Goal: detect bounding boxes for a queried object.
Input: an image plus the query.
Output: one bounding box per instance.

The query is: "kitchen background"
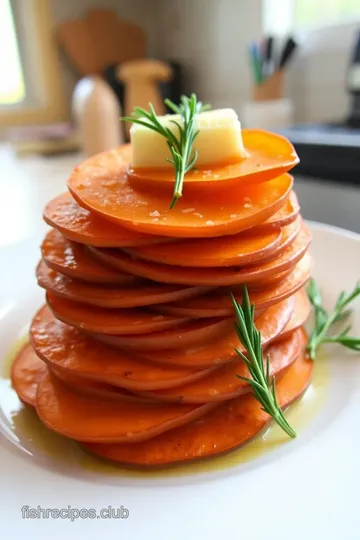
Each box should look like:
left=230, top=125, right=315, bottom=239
left=0, top=0, right=359, bottom=242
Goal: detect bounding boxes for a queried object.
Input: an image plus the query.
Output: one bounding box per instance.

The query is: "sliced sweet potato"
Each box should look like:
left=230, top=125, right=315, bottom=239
left=41, top=229, right=135, bottom=284
left=36, top=371, right=218, bottom=443
left=10, top=343, right=152, bottom=404
left=124, top=217, right=300, bottom=268
left=262, top=191, right=300, bottom=229
left=139, top=329, right=301, bottom=403
left=10, top=343, right=47, bottom=407
left=277, top=289, right=311, bottom=339
left=89, top=224, right=311, bottom=286
left=117, top=142, right=132, bottom=162
left=30, top=306, right=219, bottom=390
left=256, top=215, right=301, bottom=257
left=43, top=192, right=164, bottom=247
left=68, top=146, right=293, bottom=237
left=50, top=368, right=154, bottom=403
left=46, top=292, right=189, bottom=335
left=36, top=260, right=209, bottom=308
left=246, top=267, right=293, bottom=290
left=125, top=227, right=281, bottom=268
left=136, top=297, right=293, bottom=368
left=155, top=253, right=312, bottom=318
left=92, top=318, right=233, bottom=352
left=83, top=340, right=312, bottom=466
left=126, top=130, right=298, bottom=189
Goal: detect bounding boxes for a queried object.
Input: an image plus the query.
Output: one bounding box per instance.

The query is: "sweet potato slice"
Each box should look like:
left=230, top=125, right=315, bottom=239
left=68, top=146, right=293, bottom=237
left=9, top=343, right=152, bottom=404
left=140, top=329, right=301, bottom=403
left=50, top=368, right=154, bottom=403
left=41, top=229, right=135, bottom=284
left=36, top=260, right=209, bottom=308
left=30, top=306, right=219, bottom=390
left=36, top=371, right=218, bottom=443
left=89, top=224, right=311, bottom=286
left=117, top=142, right=132, bottom=162
left=154, top=253, right=312, bottom=318
left=10, top=343, right=47, bottom=407
left=126, top=130, right=298, bottom=188
left=46, top=292, right=189, bottom=335
left=83, top=338, right=312, bottom=466
left=124, top=217, right=300, bottom=268
left=246, top=267, right=293, bottom=290
left=125, top=227, right=281, bottom=268
left=136, top=297, right=293, bottom=368
left=43, top=192, right=164, bottom=247
left=262, top=191, right=300, bottom=229
left=277, top=289, right=311, bottom=339
left=92, top=318, right=233, bottom=352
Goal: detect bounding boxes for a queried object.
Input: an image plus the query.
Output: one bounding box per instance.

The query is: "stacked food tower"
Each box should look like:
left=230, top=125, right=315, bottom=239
left=11, top=102, right=313, bottom=467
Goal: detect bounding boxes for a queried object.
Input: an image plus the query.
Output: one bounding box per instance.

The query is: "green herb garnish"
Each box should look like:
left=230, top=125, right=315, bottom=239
left=231, top=286, right=296, bottom=439
left=122, top=94, right=210, bottom=208
left=307, top=279, right=360, bottom=360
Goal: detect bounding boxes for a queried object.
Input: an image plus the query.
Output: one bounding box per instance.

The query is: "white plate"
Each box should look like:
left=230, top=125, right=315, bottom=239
left=1, top=222, right=360, bottom=540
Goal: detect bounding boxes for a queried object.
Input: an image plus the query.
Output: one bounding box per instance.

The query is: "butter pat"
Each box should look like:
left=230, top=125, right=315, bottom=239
left=130, top=108, right=245, bottom=168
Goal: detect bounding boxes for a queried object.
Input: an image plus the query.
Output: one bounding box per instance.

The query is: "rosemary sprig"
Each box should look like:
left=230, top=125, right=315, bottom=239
left=122, top=94, right=210, bottom=208
left=307, top=279, right=360, bottom=360
left=231, top=287, right=296, bottom=439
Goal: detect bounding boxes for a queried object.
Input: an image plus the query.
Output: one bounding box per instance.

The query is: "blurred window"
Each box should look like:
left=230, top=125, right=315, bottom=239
left=263, top=0, right=360, bottom=33
left=295, top=0, right=360, bottom=29
left=0, top=0, right=66, bottom=126
left=0, top=0, right=25, bottom=105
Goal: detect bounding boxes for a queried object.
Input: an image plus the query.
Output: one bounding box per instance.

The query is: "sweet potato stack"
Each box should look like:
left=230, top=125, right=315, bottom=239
left=11, top=131, right=314, bottom=467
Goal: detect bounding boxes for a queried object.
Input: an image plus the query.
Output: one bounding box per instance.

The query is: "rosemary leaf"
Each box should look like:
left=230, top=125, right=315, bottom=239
left=231, top=287, right=296, bottom=439
left=307, top=279, right=360, bottom=360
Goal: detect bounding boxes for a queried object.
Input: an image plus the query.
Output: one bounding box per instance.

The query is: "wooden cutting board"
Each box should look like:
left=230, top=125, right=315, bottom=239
left=57, top=8, right=146, bottom=76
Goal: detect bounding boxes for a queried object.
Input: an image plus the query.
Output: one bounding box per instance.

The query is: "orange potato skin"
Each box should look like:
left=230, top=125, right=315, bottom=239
left=92, top=317, right=233, bottom=352
left=123, top=217, right=300, bottom=268
left=83, top=335, right=312, bottom=467
left=134, top=297, right=294, bottom=368
left=36, top=370, right=219, bottom=444
left=275, top=289, right=311, bottom=339
left=154, top=254, right=312, bottom=318
left=36, top=260, right=210, bottom=309
left=137, top=329, right=301, bottom=403
left=43, top=192, right=164, bottom=247
left=68, top=146, right=293, bottom=238
left=258, top=191, right=300, bottom=229
left=11, top=343, right=47, bottom=407
left=30, top=306, right=222, bottom=391
left=10, top=343, right=155, bottom=404
left=46, top=292, right=190, bottom=335
left=41, top=229, right=135, bottom=284
left=88, top=224, right=311, bottom=287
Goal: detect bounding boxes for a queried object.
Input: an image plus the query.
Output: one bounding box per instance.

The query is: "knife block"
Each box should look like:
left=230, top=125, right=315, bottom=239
left=252, top=71, right=284, bottom=102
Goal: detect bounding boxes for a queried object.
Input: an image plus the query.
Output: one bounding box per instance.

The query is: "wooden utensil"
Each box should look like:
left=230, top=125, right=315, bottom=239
left=118, top=60, right=173, bottom=139
left=57, top=8, right=146, bottom=76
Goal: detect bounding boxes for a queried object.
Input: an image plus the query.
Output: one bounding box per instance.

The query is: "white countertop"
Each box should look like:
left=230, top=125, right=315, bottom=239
left=0, top=146, right=82, bottom=247
left=0, top=144, right=359, bottom=249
